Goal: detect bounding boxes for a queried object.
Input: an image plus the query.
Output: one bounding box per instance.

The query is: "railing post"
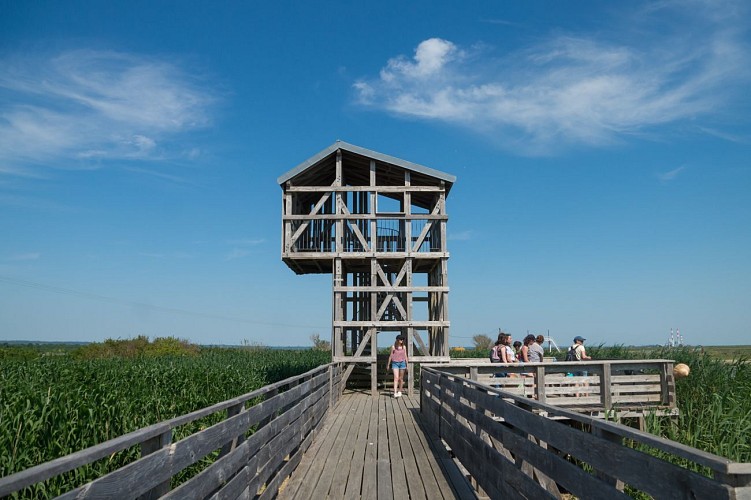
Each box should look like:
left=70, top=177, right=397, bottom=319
left=714, top=472, right=751, bottom=498
left=535, top=365, right=546, bottom=403
left=661, top=361, right=675, bottom=408
left=438, top=372, right=443, bottom=440
left=328, top=364, right=334, bottom=409
left=219, top=402, right=245, bottom=458
left=139, top=429, right=172, bottom=499
left=600, top=362, right=612, bottom=412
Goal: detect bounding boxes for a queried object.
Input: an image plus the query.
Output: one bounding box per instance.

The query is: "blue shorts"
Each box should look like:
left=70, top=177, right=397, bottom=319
left=391, top=361, right=407, bottom=370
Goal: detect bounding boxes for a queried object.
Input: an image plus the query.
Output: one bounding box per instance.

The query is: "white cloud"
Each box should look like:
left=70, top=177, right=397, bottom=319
left=354, top=3, right=751, bottom=154
left=7, top=252, right=41, bottom=261
left=0, top=49, right=217, bottom=175
left=380, top=38, right=459, bottom=82
left=226, top=238, right=266, bottom=246
left=226, top=248, right=252, bottom=261
left=224, top=238, right=265, bottom=260
left=658, top=166, right=686, bottom=182
left=449, top=230, right=473, bottom=241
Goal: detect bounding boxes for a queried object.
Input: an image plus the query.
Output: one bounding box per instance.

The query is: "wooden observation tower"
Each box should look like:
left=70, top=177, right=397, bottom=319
left=279, top=141, right=455, bottom=393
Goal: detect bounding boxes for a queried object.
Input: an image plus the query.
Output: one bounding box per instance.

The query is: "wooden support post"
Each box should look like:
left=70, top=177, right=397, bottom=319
left=601, top=362, right=612, bottom=412
left=139, top=429, right=172, bottom=499
left=591, top=426, right=625, bottom=492
left=219, top=402, right=245, bottom=458
left=535, top=365, right=546, bottom=403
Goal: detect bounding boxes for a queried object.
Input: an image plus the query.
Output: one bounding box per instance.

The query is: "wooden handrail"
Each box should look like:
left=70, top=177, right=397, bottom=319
left=424, top=359, right=678, bottom=413
left=420, top=366, right=751, bottom=499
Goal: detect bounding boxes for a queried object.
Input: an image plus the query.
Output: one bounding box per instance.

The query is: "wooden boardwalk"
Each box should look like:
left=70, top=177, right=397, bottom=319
left=277, top=391, right=477, bottom=500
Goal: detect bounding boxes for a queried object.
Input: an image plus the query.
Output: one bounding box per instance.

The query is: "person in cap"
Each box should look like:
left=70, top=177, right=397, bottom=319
left=570, top=336, right=591, bottom=361
left=569, top=336, right=592, bottom=391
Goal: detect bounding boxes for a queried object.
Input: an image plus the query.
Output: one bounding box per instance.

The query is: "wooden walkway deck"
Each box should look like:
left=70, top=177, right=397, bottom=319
left=277, top=391, right=477, bottom=500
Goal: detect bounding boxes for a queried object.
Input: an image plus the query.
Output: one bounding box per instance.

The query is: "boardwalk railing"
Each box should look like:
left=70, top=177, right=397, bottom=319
left=420, top=366, right=751, bottom=499
left=427, top=359, right=677, bottom=417
left=0, top=363, right=343, bottom=499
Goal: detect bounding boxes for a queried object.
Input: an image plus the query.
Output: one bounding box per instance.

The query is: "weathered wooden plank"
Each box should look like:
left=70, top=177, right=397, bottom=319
left=255, top=398, right=329, bottom=499
left=437, top=413, right=517, bottom=499
left=308, top=395, right=361, bottom=498
left=612, top=374, right=662, bottom=383
left=162, top=380, right=329, bottom=500
left=341, top=394, right=373, bottom=499
left=260, top=394, right=328, bottom=500
left=611, top=394, right=662, bottom=403
left=206, top=461, right=257, bottom=500
left=325, top=396, right=365, bottom=495
left=278, top=394, right=356, bottom=499
left=163, top=436, right=259, bottom=500
left=389, top=397, right=422, bottom=500
left=262, top=394, right=327, bottom=497
left=397, top=396, right=452, bottom=499
left=377, top=397, right=394, bottom=500
left=359, top=392, right=380, bottom=500
left=447, top=387, right=626, bottom=499
left=258, top=429, right=313, bottom=500
left=439, top=394, right=562, bottom=499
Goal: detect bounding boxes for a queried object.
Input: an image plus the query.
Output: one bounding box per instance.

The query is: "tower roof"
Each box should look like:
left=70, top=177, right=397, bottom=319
left=277, top=140, right=456, bottom=195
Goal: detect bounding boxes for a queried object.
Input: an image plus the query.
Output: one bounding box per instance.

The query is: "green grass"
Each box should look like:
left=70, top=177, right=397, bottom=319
left=2, top=341, right=748, bottom=497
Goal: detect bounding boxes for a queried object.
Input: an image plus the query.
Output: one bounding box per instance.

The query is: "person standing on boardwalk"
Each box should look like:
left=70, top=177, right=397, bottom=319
left=513, top=340, right=523, bottom=360
left=387, top=334, right=408, bottom=398
left=569, top=335, right=592, bottom=382
left=569, top=336, right=591, bottom=362
left=524, top=334, right=545, bottom=363
left=500, top=333, right=517, bottom=364
left=498, top=333, right=519, bottom=377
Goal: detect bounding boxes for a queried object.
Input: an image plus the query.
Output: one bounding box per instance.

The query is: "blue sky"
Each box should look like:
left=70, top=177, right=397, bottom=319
left=1, top=0, right=749, bottom=348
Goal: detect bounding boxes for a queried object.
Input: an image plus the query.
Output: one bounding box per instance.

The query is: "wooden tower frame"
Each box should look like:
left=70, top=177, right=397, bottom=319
left=279, top=141, right=455, bottom=394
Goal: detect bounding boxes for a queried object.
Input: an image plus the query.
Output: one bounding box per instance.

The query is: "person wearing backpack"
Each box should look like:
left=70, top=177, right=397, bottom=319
left=568, top=336, right=591, bottom=362
left=489, top=339, right=502, bottom=363
left=567, top=336, right=591, bottom=382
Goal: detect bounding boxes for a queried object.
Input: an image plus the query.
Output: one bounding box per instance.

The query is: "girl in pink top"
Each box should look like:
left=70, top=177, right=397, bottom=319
left=387, top=334, right=408, bottom=397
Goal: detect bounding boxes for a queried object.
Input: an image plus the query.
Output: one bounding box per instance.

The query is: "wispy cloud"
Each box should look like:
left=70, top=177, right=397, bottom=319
left=225, top=238, right=265, bottom=260
left=658, top=166, right=686, bottom=182
left=7, top=252, right=41, bottom=261
left=449, top=230, right=473, bottom=241
left=354, top=1, right=751, bottom=154
left=0, top=49, right=217, bottom=175
left=138, top=251, right=193, bottom=259
left=226, top=238, right=266, bottom=246
left=225, top=248, right=252, bottom=261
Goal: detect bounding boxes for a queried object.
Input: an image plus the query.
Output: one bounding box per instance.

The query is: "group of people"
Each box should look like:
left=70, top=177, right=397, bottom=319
left=491, top=333, right=591, bottom=381
left=491, top=333, right=546, bottom=364
left=385, top=332, right=592, bottom=398
left=491, top=333, right=591, bottom=364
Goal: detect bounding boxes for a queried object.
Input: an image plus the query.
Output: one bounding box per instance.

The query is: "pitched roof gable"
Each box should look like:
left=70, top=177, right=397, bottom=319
left=277, top=140, right=456, bottom=190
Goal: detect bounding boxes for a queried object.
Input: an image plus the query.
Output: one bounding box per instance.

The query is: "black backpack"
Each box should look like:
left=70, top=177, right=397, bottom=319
left=565, top=346, right=577, bottom=361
